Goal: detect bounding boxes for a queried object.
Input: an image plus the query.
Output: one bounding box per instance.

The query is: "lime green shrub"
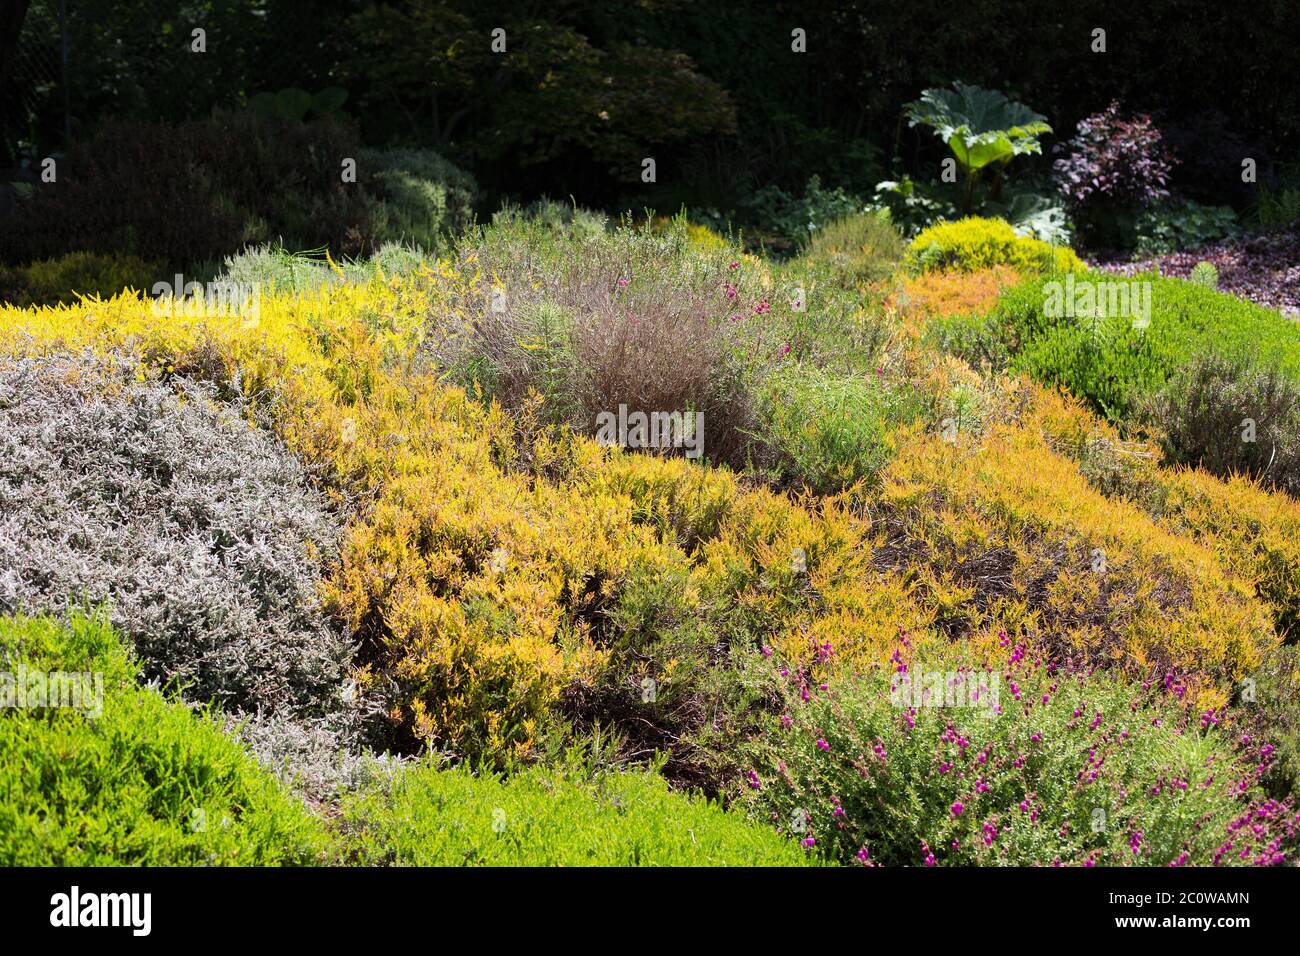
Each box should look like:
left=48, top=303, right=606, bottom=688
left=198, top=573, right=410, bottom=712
left=799, top=211, right=906, bottom=285
left=337, top=759, right=815, bottom=865
left=0, top=613, right=327, bottom=865
left=988, top=271, right=1300, bottom=421
left=909, top=217, right=1083, bottom=274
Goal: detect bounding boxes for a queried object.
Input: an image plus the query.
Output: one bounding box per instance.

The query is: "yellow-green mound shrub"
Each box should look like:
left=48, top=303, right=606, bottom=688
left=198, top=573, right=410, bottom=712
left=909, top=217, right=1083, bottom=274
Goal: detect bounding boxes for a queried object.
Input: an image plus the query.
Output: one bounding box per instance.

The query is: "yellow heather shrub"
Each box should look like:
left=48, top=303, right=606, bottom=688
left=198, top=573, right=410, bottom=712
left=893, top=264, right=1022, bottom=337
left=1028, top=386, right=1300, bottom=644
left=878, top=417, right=1274, bottom=707
left=909, top=217, right=1084, bottom=274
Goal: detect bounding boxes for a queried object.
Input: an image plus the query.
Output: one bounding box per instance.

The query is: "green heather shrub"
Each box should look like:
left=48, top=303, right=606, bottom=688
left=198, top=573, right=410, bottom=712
left=0, top=612, right=327, bottom=866
left=335, top=758, right=815, bottom=866
left=362, top=147, right=478, bottom=252
left=751, top=364, right=920, bottom=495
left=986, top=271, right=1300, bottom=421
left=798, top=211, right=906, bottom=286
left=1140, top=354, right=1300, bottom=497
left=908, top=217, right=1083, bottom=274
left=738, top=637, right=1297, bottom=866
left=0, top=251, right=161, bottom=307
left=220, top=241, right=428, bottom=295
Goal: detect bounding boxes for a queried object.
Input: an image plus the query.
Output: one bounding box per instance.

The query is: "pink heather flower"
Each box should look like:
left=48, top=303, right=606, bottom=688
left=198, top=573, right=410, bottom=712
left=754, top=299, right=771, bottom=315
left=1084, top=856, right=1095, bottom=868
left=728, top=261, right=740, bottom=270
left=1030, top=732, right=1042, bottom=743
left=1262, top=744, right=1275, bottom=759
left=815, top=737, right=830, bottom=752
left=779, top=343, right=791, bottom=356
left=760, top=645, right=773, bottom=658
left=801, top=684, right=810, bottom=703
left=975, top=779, right=990, bottom=794
left=801, top=837, right=816, bottom=848
left=856, top=846, right=870, bottom=864
left=779, top=667, right=789, bottom=678
left=747, top=770, right=761, bottom=790
left=873, top=742, right=886, bottom=758
left=998, top=629, right=1009, bottom=647
left=725, top=283, right=737, bottom=299
left=832, top=802, right=845, bottom=819
left=951, top=801, right=964, bottom=817
left=1241, top=734, right=1250, bottom=746
left=617, top=278, right=630, bottom=286
left=924, top=852, right=936, bottom=867
left=780, top=714, right=792, bottom=729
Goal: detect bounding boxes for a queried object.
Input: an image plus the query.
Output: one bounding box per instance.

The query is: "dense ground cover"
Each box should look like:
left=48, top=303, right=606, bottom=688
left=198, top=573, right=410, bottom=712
left=2, top=210, right=1298, bottom=867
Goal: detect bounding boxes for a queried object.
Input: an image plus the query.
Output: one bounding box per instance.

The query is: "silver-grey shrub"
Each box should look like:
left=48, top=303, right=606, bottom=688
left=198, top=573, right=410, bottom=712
left=0, top=352, right=352, bottom=722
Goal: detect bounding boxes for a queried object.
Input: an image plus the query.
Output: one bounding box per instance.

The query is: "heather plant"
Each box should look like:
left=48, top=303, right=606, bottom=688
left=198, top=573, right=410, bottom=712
left=220, top=242, right=429, bottom=295
left=876, top=417, right=1274, bottom=705
left=1139, top=354, right=1300, bottom=497
left=492, top=199, right=609, bottom=240
left=986, top=271, right=1300, bottom=423
left=739, top=634, right=1297, bottom=866
left=749, top=364, right=921, bottom=495
left=908, top=218, right=1083, bottom=274
left=0, top=353, right=352, bottom=724
left=0, top=612, right=328, bottom=866
left=335, top=755, right=816, bottom=866
left=1189, top=260, right=1220, bottom=289
left=438, top=215, right=761, bottom=467
left=796, top=211, right=906, bottom=286
left=1028, top=386, right=1300, bottom=649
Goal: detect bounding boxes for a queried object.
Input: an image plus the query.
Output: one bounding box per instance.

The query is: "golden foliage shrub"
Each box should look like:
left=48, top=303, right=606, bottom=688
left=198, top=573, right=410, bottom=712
left=1029, top=386, right=1300, bottom=645
left=878, top=416, right=1274, bottom=707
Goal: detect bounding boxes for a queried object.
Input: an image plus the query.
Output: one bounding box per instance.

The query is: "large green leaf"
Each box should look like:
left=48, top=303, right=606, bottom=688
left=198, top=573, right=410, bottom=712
left=907, top=82, right=1051, bottom=173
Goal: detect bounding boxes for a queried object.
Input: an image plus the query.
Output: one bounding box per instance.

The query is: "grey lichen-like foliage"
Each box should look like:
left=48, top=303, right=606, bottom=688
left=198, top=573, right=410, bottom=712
left=0, top=351, right=353, bottom=726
